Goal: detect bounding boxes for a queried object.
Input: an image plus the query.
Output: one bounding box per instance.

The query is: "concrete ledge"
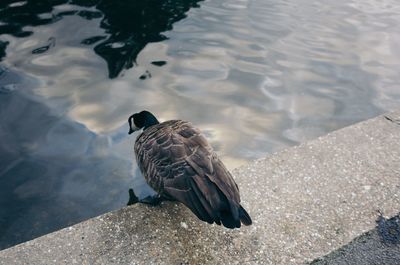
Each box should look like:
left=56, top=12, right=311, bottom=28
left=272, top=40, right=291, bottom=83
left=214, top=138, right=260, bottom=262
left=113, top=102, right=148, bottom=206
left=311, top=213, right=400, bottom=265
left=1, top=110, right=400, bottom=264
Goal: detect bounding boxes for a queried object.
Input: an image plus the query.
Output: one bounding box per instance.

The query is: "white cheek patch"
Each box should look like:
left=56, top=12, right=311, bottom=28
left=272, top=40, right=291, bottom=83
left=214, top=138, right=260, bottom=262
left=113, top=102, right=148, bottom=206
left=131, top=123, right=140, bottom=131
left=129, top=117, right=140, bottom=132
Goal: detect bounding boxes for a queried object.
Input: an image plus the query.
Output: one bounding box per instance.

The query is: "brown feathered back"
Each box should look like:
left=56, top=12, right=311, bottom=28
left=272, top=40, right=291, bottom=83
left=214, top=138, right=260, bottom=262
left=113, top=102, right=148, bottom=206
left=134, top=120, right=252, bottom=228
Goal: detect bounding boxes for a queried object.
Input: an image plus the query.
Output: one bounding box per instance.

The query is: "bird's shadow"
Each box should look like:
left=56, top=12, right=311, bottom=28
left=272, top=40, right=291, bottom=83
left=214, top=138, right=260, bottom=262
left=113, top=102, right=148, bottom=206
left=376, top=211, right=400, bottom=244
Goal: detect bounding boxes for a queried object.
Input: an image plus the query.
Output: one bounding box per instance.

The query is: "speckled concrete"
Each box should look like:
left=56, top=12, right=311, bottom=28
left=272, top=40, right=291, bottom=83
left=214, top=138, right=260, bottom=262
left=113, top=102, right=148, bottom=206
left=1, top=111, right=400, bottom=265
left=311, top=213, right=400, bottom=265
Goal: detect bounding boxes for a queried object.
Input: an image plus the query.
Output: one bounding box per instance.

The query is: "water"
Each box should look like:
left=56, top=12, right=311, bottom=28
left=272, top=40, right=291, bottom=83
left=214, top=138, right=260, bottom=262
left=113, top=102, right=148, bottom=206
left=1, top=0, right=399, bottom=249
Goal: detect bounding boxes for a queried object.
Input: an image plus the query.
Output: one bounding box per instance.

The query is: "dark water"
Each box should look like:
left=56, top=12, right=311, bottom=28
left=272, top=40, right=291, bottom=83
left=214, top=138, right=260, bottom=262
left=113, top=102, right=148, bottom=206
left=1, top=0, right=400, bottom=249
left=0, top=0, right=202, bottom=250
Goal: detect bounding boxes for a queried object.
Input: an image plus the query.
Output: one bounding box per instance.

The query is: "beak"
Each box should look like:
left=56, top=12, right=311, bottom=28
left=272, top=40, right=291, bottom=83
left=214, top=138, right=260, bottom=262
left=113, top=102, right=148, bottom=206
left=128, top=128, right=134, bottom=135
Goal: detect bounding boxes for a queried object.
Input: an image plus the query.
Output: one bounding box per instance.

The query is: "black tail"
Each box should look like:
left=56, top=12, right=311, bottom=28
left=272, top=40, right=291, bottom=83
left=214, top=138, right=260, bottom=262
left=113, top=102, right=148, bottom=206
left=216, top=203, right=252, bottom=228
left=239, top=205, right=252, bottom=226
left=189, top=176, right=252, bottom=229
left=164, top=175, right=252, bottom=229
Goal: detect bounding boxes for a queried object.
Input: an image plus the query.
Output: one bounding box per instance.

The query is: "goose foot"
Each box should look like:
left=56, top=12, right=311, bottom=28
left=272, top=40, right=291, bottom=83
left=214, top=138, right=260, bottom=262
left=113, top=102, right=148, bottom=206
left=127, top=189, right=163, bottom=206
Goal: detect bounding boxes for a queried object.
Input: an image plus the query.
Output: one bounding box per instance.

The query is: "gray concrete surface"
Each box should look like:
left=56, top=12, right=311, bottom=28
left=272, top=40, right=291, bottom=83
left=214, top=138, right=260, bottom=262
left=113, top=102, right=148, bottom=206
left=311, top=213, right=400, bottom=265
left=0, top=110, right=400, bottom=264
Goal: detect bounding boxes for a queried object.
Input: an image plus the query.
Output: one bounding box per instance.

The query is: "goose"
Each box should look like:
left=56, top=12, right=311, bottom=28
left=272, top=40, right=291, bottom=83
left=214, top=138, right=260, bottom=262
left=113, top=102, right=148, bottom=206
left=128, top=110, right=252, bottom=229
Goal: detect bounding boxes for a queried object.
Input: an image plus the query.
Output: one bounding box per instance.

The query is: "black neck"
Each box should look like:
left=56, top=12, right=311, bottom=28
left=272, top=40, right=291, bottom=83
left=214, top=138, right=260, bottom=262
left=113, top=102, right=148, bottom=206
left=143, top=113, right=159, bottom=130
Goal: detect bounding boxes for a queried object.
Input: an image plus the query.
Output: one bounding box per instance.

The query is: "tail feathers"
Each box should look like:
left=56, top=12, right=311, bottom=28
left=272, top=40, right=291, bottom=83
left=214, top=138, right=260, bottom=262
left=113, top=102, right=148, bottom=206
left=191, top=176, right=252, bottom=229
left=220, top=209, right=241, bottom=228
left=218, top=203, right=252, bottom=228
left=164, top=175, right=252, bottom=229
left=239, top=205, right=252, bottom=226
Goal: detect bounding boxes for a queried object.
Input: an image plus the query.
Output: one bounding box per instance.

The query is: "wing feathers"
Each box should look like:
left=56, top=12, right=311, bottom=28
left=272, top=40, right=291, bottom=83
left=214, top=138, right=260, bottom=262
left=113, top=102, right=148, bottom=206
left=135, top=120, right=252, bottom=228
left=164, top=172, right=246, bottom=228
left=164, top=176, right=214, bottom=224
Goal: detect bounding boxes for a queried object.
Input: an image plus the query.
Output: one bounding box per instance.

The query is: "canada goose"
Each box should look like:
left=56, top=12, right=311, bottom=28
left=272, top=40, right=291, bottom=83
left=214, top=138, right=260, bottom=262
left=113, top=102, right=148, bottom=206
left=128, top=110, right=252, bottom=229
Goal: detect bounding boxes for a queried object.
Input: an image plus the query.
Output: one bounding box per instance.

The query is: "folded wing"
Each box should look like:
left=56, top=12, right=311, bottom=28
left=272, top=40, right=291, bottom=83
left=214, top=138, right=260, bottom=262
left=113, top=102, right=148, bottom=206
left=135, top=120, right=252, bottom=228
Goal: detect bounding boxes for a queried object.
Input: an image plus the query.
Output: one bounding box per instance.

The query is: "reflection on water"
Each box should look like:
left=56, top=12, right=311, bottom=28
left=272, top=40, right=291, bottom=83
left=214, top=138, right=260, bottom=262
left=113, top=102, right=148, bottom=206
left=0, top=68, right=154, bottom=249
left=1, top=0, right=400, bottom=249
left=0, top=41, right=7, bottom=61
left=92, top=0, right=203, bottom=78
left=0, top=0, right=202, bottom=78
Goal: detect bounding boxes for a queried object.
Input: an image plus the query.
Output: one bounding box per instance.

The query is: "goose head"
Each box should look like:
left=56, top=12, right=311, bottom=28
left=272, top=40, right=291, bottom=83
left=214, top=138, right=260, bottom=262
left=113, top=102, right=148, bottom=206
left=128, top=110, right=160, bottom=134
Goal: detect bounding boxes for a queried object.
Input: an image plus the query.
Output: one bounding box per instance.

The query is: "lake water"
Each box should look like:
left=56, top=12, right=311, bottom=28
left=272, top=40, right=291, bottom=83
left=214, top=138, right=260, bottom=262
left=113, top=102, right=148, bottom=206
left=1, top=0, right=400, bottom=249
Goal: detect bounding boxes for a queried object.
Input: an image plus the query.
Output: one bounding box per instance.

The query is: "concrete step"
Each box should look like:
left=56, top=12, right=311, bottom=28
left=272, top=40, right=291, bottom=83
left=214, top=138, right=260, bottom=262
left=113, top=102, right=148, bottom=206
left=1, top=110, right=399, bottom=264
left=311, top=213, right=400, bottom=265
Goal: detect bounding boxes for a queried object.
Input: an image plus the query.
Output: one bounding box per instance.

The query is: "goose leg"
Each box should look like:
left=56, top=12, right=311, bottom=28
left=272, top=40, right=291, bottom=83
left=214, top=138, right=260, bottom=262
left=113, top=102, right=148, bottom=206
left=127, top=188, right=139, bottom=205
left=127, top=188, right=163, bottom=206
left=139, top=194, right=163, bottom=206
